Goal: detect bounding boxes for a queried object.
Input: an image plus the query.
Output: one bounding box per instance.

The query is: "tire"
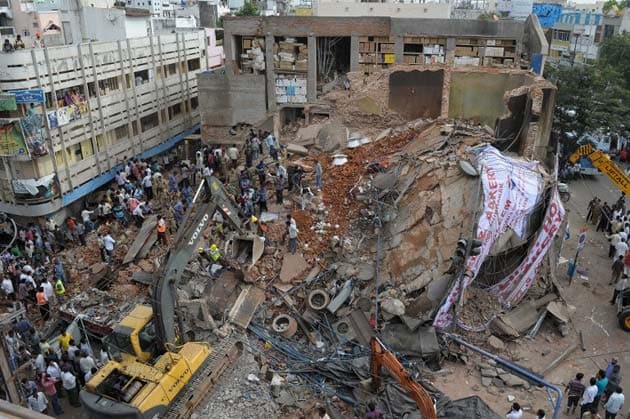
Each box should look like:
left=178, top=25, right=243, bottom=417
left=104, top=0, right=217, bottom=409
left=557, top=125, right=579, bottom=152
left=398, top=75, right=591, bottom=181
left=560, top=191, right=571, bottom=203
left=618, top=310, right=630, bottom=332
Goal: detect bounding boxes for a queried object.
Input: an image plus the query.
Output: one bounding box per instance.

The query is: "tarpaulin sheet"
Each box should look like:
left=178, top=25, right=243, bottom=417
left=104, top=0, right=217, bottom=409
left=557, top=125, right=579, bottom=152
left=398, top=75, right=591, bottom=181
left=434, top=146, right=543, bottom=328
left=489, top=189, right=565, bottom=306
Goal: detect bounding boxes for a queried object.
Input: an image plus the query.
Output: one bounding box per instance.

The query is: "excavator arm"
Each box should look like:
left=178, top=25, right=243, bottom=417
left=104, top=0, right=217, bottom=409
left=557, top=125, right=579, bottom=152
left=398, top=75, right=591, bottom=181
left=568, top=144, right=630, bottom=195
left=153, top=175, right=256, bottom=349
left=370, top=337, right=437, bottom=419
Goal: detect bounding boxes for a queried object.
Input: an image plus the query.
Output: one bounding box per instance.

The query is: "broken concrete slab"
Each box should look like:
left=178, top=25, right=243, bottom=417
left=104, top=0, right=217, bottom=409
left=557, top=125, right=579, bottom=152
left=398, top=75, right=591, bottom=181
left=122, top=215, right=157, bottom=264
left=279, top=253, right=309, bottom=283
left=380, top=325, right=440, bottom=357
left=481, top=368, right=498, bottom=377
left=499, top=373, right=530, bottom=388
left=317, top=122, right=348, bottom=152
left=327, top=279, right=353, bottom=314
left=356, top=263, right=375, bottom=282
left=137, top=231, right=157, bottom=259
left=295, top=123, right=324, bottom=144
left=286, top=143, right=309, bottom=156
left=380, top=298, right=405, bottom=316
left=348, top=310, right=375, bottom=346
left=131, top=271, right=155, bottom=285
left=228, top=285, right=266, bottom=329
left=481, top=376, right=493, bottom=387
left=495, top=294, right=557, bottom=335
left=487, top=336, right=505, bottom=351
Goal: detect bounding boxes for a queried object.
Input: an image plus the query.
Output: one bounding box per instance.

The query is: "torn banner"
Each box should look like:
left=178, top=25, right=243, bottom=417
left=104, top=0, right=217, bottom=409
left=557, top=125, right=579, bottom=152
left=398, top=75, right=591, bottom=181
left=489, top=189, right=565, bottom=306
left=433, top=146, right=544, bottom=328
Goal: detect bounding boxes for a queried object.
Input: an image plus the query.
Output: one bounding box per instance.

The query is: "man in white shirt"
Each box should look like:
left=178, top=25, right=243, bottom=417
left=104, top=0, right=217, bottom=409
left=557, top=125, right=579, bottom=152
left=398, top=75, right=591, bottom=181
left=41, top=278, right=55, bottom=306
left=604, top=386, right=625, bottom=418
left=27, top=390, right=48, bottom=414
left=581, top=377, right=599, bottom=417
left=615, top=239, right=628, bottom=259
left=506, top=402, right=523, bottom=419
left=46, top=360, right=61, bottom=380
left=103, top=234, right=116, bottom=263
left=141, top=173, right=153, bottom=201
left=79, top=352, right=97, bottom=375
left=1, top=277, right=15, bottom=300
left=81, top=208, right=95, bottom=232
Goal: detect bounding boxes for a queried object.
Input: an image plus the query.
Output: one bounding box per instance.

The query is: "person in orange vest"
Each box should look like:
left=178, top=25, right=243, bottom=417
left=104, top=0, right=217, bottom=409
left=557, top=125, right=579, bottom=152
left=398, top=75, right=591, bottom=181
left=36, top=286, right=49, bottom=321
left=157, top=216, right=167, bottom=245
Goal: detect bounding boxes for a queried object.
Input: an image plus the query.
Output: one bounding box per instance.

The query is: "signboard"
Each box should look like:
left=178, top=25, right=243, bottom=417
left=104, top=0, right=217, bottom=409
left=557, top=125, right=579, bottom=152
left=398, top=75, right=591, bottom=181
left=46, top=98, right=88, bottom=129
left=497, top=0, right=534, bottom=19
left=10, top=89, right=45, bottom=104
left=21, top=113, right=48, bottom=157
left=0, top=119, right=28, bottom=157
left=532, top=3, right=563, bottom=27
left=0, top=94, right=17, bottom=111
left=576, top=228, right=587, bottom=253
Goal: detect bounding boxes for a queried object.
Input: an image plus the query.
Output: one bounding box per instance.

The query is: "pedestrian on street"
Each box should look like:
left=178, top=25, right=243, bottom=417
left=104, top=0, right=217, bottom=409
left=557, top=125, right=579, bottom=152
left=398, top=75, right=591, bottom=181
left=606, top=359, right=620, bottom=378
left=616, top=239, right=628, bottom=259
left=612, top=274, right=630, bottom=305
left=40, top=373, right=63, bottom=416
left=61, top=366, right=81, bottom=407
left=36, top=286, right=49, bottom=321
left=315, top=160, right=323, bottom=191
left=603, top=386, right=624, bottom=419
left=581, top=377, right=599, bottom=418
left=54, top=277, right=65, bottom=304
left=592, top=199, right=603, bottom=225
left=103, top=233, right=116, bottom=263
left=288, top=220, right=299, bottom=254
left=506, top=402, right=523, bottom=419
left=27, top=389, right=48, bottom=414
left=566, top=372, right=586, bottom=415
left=364, top=401, right=384, bottom=419
left=595, top=369, right=610, bottom=408
left=612, top=255, right=624, bottom=285
left=141, top=173, right=153, bottom=201
left=605, top=365, right=623, bottom=400
left=157, top=216, right=167, bottom=245
left=275, top=175, right=285, bottom=205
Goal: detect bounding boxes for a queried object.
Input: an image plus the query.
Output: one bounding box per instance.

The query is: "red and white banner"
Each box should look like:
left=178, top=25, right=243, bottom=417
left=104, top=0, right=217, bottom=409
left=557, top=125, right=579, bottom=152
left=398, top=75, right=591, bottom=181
left=433, top=146, right=543, bottom=328
left=489, top=189, right=565, bottom=306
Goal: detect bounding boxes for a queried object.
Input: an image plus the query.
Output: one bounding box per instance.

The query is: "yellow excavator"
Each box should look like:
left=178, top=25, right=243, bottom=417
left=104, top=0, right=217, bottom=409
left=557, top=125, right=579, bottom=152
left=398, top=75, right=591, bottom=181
left=80, top=176, right=260, bottom=418
left=569, top=144, right=630, bottom=194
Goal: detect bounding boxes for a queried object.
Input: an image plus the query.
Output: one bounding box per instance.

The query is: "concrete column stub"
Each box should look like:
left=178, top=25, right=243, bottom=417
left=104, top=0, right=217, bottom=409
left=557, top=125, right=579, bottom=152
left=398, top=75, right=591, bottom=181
left=307, top=34, right=317, bottom=103
left=350, top=33, right=360, bottom=72
left=265, top=33, right=277, bottom=112
left=394, top=35, right=404, bottom=64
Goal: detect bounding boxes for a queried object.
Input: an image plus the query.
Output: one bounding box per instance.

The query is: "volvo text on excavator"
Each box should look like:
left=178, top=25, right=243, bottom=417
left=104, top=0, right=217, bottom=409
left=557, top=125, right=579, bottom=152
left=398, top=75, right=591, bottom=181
left=79, top=175, right=261, bottom=418
left=569, top=144, right=630, bottom=195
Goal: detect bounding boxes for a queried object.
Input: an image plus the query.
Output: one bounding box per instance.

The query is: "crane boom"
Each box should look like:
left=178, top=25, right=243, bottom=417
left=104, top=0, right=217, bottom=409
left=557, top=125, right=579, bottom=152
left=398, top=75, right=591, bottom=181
left=568, top=144, right=630, bottom=195
left=370, top=337, right=437, bottom=419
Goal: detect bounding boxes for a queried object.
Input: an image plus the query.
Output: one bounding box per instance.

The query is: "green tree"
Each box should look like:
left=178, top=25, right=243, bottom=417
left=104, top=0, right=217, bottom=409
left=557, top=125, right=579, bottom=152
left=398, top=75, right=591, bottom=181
left=545, top=64, right=630, bottom=139
left=599, top=33, right=630, bottom=89
left=235, top=2, right=260, bottom=16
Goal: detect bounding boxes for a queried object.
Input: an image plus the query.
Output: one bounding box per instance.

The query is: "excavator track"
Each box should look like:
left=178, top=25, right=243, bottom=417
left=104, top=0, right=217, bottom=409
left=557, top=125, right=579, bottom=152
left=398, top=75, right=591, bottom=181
left=161, top=333, right=244, bottom=419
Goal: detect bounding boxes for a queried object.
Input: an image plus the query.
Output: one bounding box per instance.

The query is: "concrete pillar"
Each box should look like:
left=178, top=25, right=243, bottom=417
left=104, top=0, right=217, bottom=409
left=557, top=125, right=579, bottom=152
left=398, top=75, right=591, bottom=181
left=350, top=33, right=360, bottom=72
left=265, top=33, right=277, bottom=112
left=445, top=37, right=456, bottom=65
left=224, top=31, right=235, bottom=75
left=307, top=34, right=317, bottom=103
left=394, top=35, right=404, bottom=64
left=441, top=68, right=451, bottom=119
left=514, top=40, right=522, bottom=67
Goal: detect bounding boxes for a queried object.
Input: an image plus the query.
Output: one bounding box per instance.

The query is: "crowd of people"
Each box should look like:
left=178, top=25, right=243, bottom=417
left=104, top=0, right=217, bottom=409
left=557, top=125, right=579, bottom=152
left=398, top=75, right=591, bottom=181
left=565, top=361, right=625, bottom=419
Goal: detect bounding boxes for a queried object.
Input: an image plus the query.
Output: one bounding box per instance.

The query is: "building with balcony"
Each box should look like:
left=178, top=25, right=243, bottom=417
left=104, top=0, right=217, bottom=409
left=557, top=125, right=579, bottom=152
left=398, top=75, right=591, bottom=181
left=0, top=31, right=208, bottom=220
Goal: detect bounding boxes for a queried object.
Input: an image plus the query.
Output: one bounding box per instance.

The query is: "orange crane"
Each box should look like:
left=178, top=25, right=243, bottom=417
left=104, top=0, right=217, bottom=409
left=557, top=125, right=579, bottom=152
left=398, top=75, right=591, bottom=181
left=370, top=337, right=437, bottom=419
left=568, top=144, right=630, bottom=194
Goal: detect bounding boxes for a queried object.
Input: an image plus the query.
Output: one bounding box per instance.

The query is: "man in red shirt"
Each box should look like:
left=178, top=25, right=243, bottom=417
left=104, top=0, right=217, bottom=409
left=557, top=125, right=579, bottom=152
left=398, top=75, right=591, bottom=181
left=41, top=373, right=63, bottom=415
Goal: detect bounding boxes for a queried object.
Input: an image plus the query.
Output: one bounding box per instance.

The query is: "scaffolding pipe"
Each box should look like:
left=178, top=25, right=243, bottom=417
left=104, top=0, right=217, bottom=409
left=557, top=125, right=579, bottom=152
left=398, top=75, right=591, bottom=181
left=444, top=333, right=562, bottom=419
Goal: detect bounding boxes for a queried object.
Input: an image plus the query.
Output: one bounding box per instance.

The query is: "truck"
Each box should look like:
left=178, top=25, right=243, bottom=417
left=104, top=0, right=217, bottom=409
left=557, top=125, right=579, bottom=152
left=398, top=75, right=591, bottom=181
left=80, top=175, right=261, bottom=418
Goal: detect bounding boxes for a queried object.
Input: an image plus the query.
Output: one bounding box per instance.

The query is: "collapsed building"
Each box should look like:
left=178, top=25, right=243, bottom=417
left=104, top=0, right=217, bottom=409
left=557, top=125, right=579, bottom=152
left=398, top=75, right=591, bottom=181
left=179, top=15, right=568, bottom=419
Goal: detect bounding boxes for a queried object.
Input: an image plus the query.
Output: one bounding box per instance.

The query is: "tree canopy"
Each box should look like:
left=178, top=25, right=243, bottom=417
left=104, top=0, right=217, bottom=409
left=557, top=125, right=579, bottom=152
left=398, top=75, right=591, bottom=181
left=545, top=34, right=630, bottom=140
left=235, top=2, right=260, bottom=16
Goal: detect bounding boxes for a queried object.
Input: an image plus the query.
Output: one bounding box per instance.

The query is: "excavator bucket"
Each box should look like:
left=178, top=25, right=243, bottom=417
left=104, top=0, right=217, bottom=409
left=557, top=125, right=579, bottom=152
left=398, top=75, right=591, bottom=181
left=226, top=233, right=265, bottom=269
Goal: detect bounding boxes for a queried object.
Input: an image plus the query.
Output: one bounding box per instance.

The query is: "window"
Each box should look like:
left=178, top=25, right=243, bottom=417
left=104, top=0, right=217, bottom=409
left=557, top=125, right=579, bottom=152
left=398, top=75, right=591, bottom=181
left=140, top=112, right=159, bottom=132
left=138, top=320, right=156, bottom=352
left=80, top=140, right=94, bottom=158
left=168, top=103, right=182, bottom=119
left=552, top=30, right=570, bottom=42
left=115, top=125, right=128, bottom=140
left=187, top=58, right=200, bottom=72
left=191, top=97, right=198, bottom=110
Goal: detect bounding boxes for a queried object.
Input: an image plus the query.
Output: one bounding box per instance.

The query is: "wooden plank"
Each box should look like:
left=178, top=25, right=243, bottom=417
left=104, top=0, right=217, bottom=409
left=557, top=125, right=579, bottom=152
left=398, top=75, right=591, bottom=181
left=122, top=215, right=157, bottom=264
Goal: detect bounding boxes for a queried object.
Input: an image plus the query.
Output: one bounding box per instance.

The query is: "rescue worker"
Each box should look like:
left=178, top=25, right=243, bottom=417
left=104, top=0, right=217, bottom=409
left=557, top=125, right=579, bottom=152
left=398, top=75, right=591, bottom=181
left=157, top=217, right=167, bottom=245
left=208, top=244, right=221, bottom=262
left=54, top=278, right=65, bottom=305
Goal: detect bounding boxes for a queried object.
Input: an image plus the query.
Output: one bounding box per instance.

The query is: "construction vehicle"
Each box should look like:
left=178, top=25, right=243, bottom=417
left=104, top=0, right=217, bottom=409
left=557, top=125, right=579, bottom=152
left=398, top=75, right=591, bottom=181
left=370, top=337, right=437, bottom=419
left=616, top=288, right=630, bottom=332
left=568, top=144, right=630, bottom=194
left=80, top=175, right=260, bottom=418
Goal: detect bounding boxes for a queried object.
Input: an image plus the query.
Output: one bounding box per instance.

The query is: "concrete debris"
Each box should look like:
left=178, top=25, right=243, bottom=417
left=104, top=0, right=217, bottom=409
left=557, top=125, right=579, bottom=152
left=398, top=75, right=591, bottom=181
left=279, top=253, right=309, bottom=283
left=286, top=143, right=309, bottom=156
left=487, top=336, right=505, bottom=351
left=380, top=298, right=406, bottom=317
left=317, top=121, right=348, bottom=152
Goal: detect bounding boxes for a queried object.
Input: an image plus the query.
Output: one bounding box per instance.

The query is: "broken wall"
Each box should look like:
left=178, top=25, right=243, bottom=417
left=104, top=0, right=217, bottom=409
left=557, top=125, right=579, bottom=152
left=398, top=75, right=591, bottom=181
left=448, top=72, right=531, bottom=127
left=388, top=70, right=444, bottom=119
left=197, top=69, right=267, bottom=129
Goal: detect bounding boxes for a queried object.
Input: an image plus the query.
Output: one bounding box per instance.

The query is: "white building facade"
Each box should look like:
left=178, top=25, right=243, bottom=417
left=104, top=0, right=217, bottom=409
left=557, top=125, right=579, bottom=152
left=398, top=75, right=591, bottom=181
left=0, top=31, right=207, bottom=218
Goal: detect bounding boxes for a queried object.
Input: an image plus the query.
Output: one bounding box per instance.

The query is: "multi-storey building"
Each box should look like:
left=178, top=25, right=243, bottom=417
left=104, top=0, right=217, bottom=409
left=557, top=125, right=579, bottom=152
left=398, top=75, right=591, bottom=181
left=0, top=31, right=208, bottom=219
